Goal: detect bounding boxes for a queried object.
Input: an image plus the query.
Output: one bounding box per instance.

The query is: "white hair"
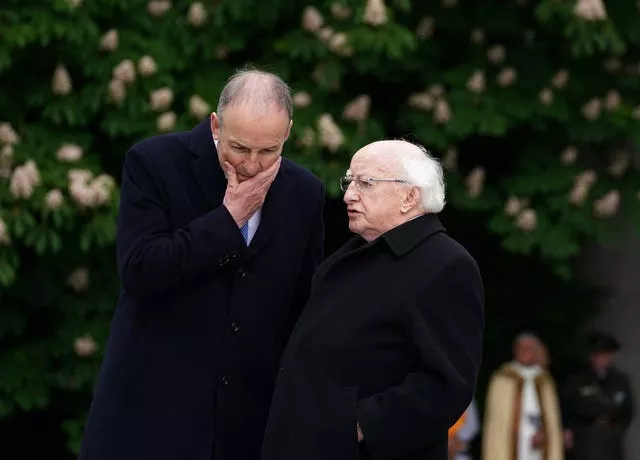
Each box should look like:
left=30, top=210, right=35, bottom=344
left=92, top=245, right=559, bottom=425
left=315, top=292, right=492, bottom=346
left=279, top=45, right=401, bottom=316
left=399, top=144, right=446, bottom=213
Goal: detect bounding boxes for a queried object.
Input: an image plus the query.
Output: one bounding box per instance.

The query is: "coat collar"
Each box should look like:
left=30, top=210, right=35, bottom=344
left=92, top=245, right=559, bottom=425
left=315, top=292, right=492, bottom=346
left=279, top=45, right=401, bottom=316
left=296, top=213, right=446, bottom=343
left=189, top=119, right=226, bottom=209
left=312, top=213, right=445, bottom=287
left=187, top=118, right=293, bottom=257
left=498, top=361, right=551, bottom=384
left=381, top=213, right=445, bottom=256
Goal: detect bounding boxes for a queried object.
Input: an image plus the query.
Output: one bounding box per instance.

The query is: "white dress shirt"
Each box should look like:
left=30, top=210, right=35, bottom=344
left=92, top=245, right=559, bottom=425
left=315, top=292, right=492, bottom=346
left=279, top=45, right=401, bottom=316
left=245, top=210, right=261, bottom=245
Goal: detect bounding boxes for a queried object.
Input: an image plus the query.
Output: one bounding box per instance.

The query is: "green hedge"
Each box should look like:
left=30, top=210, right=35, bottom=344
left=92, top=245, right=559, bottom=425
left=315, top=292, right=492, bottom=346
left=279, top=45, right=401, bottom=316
left=0, top=0, right=639, bottom=453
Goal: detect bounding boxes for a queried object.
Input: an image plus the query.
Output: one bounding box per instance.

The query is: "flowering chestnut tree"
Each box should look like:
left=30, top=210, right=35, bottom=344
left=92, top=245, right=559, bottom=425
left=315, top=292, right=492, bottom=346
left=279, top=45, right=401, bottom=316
left=0, top=0, right=639, bottom=453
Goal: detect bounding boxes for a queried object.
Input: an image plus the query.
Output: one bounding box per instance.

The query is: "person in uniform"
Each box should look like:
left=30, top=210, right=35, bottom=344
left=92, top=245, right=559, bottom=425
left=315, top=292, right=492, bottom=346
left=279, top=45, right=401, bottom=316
left=563, top=331, right=634, bottom=460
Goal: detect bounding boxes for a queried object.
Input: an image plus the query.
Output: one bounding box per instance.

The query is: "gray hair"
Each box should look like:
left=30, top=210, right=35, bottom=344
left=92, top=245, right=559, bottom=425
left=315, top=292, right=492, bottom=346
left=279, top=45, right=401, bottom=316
left=216, top=67, right=293, bottom=126
left=399, top=143, right=446, bottom=213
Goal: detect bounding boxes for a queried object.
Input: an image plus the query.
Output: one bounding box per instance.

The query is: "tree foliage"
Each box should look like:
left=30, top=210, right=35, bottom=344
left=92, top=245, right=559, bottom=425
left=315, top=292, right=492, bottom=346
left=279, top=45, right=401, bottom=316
left=0, top=0, right=639, bottom=453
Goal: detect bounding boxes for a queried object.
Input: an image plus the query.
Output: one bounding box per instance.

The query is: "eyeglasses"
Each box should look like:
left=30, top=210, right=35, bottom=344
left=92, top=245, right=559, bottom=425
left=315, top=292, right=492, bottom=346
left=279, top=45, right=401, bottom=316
left=339, top=174, right=410, bottom=192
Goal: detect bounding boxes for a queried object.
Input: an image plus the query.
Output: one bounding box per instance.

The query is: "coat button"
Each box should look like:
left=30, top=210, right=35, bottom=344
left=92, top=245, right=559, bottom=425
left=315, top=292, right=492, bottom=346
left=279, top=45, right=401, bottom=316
left=231, top=322, right=239, bottom=333
left=221, top=375, right=231, bottom=385
left=238, top=269, right=248, bottom=279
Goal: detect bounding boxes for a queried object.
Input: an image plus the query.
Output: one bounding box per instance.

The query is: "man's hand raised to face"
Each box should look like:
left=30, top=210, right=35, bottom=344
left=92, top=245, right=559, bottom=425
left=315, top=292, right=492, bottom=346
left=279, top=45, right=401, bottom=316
left=223, top=157, right=282, bottom=227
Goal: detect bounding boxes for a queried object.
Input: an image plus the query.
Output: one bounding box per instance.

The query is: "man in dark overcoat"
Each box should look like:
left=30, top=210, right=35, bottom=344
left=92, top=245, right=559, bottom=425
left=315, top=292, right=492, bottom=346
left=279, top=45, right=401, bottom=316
left=563, top=332, right=634, bottom=460
left=261, top=140, right=484, bottom=460
left=78, top=69, right=325, bottom=460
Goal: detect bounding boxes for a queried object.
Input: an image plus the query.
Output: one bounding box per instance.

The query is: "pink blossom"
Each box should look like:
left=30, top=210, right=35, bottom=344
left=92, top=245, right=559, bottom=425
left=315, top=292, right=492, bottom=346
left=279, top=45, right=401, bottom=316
left=343, top=95, right=371, bottom=121
left=188, top=2, right=207, bottom=27
left=465, top=167, right=485, bottom=197
left=150, top=88, right=174, bottom=111
left=45, top=189, right=64, bottom=210
left=68, top=267, right=89, bottom=292
left=317, top=114, right=344, bottom=152
left=516, top=209, right=537, bottom=231
left=147, top=0, right=171, bottom=17
left=434, top=99, right=452, bottom=123
left=138, top=56, right=157, bottom=77
left=113, top=59, right=136, bottom=84
left=0, top=122, right=20, bottom=145
left=56, top=143, right=83, bottom=162
left=293, top=92, right=312, bottom=108
left=99, top=29, right=118, bottom=51
left=189, top=95, right=211, bottom=119
left=52, top=65, right=72, bottom=95
left=363, top=0, right=388, bottom=26
left=467, top=70, right=485, bottom=94
left=593, top=190, right=620, bottom=218
left=74, top=335, right=97, bottom=357
left=560, top=147, right=578, bottom=165
left=302, top=6, right=323, bottom=32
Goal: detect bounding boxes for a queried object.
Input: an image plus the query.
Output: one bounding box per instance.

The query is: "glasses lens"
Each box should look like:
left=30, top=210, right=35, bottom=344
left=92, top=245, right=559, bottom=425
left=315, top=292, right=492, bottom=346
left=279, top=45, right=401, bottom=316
left=339, top=176, right=351, bottom=192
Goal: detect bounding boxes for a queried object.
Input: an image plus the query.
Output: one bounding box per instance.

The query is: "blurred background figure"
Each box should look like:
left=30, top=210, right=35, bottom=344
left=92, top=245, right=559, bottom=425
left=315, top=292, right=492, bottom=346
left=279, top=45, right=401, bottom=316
left=448, top=399, right=480, bottom=460
left=482, top=333, right=564, bottom=460
left=563, top=331, right=634, bottom=460
left=530, top=335, right=576, bottom=451
left=533, top=339, right=549, bottom=370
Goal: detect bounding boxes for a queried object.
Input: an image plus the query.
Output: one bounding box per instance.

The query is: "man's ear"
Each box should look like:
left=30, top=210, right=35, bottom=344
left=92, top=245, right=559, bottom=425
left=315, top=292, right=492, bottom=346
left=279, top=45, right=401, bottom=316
left=283, top=119, right=293, bottom=141
left=400, top=186, right=421, bottom=213
left=211, top=112, right=221, bottom=139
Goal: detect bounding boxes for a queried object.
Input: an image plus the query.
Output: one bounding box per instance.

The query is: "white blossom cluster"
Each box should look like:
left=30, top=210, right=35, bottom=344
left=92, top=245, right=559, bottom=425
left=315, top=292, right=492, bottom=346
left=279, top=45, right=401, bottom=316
left=407, top=84, right=452, bottom=124
left=68, top=169, right=116, bottom=208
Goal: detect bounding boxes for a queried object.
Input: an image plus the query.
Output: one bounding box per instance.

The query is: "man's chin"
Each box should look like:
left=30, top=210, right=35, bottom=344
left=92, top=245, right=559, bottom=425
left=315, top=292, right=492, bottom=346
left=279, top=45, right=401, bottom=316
left=236, top=174, right=255, bottom=182
left=347, top=221, right=361, bottom=234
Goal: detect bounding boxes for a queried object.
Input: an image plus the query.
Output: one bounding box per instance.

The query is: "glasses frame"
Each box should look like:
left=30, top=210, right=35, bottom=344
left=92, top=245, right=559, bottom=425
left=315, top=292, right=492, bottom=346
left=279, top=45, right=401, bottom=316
left=340, top=174, right=410, bottom=192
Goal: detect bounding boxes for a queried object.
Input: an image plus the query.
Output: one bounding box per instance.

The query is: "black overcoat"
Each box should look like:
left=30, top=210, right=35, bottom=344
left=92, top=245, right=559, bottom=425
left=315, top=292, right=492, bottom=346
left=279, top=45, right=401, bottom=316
left=262, top=214, right=484, bottom=460
left=79, top=120, right=325, bottom=460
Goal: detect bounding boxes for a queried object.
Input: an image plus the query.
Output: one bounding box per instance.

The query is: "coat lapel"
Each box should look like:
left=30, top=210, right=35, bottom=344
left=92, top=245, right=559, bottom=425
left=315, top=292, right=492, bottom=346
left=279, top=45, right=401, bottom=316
left=290, top=237, right=375, bottom=340
left=189, top=119, right=227, bottom=209
left=312, top=235, right=370, bottom=283
left=247, top=169, right=292, bottom=257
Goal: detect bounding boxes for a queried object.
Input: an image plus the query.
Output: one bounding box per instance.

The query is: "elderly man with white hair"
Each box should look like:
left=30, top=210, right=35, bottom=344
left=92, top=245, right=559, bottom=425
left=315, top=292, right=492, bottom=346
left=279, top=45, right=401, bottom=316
left=261, top=140, right=485, bottom=460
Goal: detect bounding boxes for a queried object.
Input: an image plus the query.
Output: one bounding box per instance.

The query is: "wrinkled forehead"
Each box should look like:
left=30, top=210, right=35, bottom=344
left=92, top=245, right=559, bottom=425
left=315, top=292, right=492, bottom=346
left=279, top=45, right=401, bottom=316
left=221, top=105, right=290, bottom=145
left=348, top=149, right=398, bottom=177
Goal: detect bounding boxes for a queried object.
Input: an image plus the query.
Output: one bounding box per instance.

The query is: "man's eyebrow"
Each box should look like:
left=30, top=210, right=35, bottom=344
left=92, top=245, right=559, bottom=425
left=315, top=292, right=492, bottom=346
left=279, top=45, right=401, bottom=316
left=228, top=140, right=279, bottom=150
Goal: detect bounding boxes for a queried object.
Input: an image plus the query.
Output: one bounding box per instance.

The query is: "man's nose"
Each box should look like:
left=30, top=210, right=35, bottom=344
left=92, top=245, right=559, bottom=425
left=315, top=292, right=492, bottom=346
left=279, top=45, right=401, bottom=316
left=343, top=182, right=358, bottom=203
left=244, top=153, right=261, bottom=174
